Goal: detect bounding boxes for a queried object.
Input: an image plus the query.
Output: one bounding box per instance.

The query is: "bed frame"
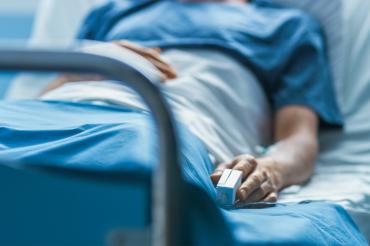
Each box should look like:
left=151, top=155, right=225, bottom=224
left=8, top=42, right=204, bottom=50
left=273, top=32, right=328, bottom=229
left=0, top=49, right=231, bottom=246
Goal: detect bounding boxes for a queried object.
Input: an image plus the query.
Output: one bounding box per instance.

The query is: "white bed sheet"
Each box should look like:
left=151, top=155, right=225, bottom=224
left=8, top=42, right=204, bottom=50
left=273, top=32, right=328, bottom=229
left=280, top=0, right=370, bottom=240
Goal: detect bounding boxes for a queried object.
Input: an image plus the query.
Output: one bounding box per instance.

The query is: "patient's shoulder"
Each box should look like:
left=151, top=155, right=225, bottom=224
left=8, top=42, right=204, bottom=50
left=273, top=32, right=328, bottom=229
left=253, top=0, right=323, bottom=34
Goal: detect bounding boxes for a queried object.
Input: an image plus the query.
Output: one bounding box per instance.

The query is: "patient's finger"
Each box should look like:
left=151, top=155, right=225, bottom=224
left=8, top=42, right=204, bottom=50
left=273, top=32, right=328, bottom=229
left=114, top=40, right=145, bottom=52
left=237, top=171, right=267, bottom=201
left=263, top=192, right=278, bottom=202
left=115, top=41, right=163, bottom=63
left=132, top=48, right=177, bottom=79
left=147, top=58, right=177, bottom=79
left=210, top=162, right=233, bottom=184
left=149, top=61, right=177, bottom=80
left=243, top=180, right=274, bottom=203
left=211, top=155, right=257, bottom=185
left=146, top=55, right=177, bottom=76
left=232, top=156, right=257, bottom=179
left=114, top=41, right=177, bottom=79
left=129, top=47, right=164, bottom=63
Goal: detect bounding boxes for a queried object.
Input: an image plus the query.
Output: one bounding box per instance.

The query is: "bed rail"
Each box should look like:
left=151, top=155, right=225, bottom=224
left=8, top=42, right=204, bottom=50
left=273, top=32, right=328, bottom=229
left=0, top=49, right=183, bottom=246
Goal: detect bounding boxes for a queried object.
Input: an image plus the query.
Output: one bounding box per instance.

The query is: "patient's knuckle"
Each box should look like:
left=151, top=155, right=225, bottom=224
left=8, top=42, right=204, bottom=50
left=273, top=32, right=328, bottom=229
left=265, top=179, right=277, bottom=191
left=251, top=175, right=262, bottom=185
left=259, top=169, right=266, bottom=178
left=262, top=181, right=270, bottom=189
left=240, top=160, right=254, bottom=170
left=249, top=159, right=258, bottom=168
left=240, top=183, right=248, bottom=190
left=240, top=157, right=257, bottom=170
left=250, top=156, right=258, bottom=164
left=253, top=189, right=264, bottom=198
left=232, top=162, right=245, bottom=174
left=262, top=187, right=269, bottom=195
left=258, top=173, right=265, bottom=182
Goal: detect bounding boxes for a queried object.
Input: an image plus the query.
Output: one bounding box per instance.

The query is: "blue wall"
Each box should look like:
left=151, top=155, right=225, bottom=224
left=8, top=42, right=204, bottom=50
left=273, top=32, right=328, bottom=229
left=0, top=14, right=34, bottom=98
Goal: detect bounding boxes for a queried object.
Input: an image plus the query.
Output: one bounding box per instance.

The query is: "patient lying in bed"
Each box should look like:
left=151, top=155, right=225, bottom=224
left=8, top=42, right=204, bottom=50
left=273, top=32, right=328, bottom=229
left=41, top=0, right=343, bottom=205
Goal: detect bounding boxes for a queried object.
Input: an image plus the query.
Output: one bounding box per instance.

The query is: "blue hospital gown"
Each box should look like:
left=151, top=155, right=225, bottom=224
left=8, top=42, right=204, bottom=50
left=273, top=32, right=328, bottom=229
left=79, top=0, right=343, bottom=128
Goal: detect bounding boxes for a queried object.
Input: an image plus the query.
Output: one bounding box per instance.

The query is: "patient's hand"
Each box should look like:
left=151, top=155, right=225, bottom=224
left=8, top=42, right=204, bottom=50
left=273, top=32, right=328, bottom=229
left=211, top=155, right=282, bottom=203
left=211, top=106, right=319, bottom=205
left=114, top=41, right=177, bottom=81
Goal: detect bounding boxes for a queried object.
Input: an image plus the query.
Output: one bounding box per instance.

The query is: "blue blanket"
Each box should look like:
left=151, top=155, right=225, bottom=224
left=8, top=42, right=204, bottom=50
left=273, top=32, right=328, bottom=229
left=0, top=100, right=366, bottom=245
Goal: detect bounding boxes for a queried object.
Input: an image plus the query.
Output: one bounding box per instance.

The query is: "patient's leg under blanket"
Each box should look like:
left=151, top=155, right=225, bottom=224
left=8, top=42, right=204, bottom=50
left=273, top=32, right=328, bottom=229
left=0, top=100, right=366, bottom=245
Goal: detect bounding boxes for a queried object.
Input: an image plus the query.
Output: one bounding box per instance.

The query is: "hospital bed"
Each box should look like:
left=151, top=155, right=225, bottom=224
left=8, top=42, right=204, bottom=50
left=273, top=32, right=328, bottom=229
left=0, top=48, right=189, bottom=246
left=0, top=0, right=369, bottom=245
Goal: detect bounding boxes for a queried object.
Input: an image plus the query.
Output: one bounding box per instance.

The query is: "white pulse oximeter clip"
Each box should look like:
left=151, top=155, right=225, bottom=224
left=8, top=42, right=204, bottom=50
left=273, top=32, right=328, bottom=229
left=216, top=169, right=243, bottom=208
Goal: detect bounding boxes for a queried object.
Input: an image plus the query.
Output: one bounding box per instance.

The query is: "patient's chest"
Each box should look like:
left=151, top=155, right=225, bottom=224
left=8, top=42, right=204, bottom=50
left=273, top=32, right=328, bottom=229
left=107, top=2, right=269, bottom=45
left=159, top=48, right=272, bottom=162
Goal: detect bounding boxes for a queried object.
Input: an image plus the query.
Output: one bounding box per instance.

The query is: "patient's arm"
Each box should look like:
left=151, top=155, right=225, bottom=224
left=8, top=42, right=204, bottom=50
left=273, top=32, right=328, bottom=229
left=211, top=105, right=319, bottom=203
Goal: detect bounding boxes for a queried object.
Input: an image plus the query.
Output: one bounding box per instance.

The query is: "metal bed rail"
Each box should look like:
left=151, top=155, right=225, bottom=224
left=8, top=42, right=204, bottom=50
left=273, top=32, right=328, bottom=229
left=0, top=49, right=184, bottom=246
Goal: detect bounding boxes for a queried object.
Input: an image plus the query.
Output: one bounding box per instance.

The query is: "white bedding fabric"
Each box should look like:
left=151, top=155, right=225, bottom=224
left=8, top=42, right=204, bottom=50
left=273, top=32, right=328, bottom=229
left=280, top=0, right=370, bottom=240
